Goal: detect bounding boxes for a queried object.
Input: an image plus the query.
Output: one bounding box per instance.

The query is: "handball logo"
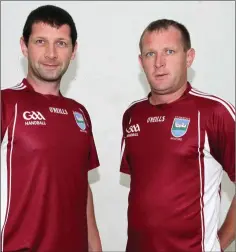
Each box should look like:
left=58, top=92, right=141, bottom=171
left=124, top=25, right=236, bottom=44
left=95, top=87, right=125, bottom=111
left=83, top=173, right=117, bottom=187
left=23, top=111, right=46, bottom=126
left=23, top=111, right=46, bottom=120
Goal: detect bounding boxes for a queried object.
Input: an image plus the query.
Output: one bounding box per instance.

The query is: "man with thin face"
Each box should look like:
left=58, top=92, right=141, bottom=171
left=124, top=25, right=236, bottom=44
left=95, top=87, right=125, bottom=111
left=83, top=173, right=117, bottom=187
left=1, top=5, right=102, bottom=252
left=120, top=19, right=235, bottom=252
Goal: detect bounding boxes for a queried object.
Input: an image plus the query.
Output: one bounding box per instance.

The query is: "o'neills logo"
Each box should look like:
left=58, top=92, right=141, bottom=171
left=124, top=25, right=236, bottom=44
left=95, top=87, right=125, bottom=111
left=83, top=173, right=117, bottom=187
left=147, top=116, right=165, bottom=123
left=23, top=111, right=46, bottom=126
left=49, top=107, right=68, bottom=115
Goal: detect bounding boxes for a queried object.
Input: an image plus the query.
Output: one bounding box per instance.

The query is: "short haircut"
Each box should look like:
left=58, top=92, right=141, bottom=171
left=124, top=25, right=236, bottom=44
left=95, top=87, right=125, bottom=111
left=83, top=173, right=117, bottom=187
left=139, top=19, right=191, bottom=52
left=22, top=5, right=77, bottom=50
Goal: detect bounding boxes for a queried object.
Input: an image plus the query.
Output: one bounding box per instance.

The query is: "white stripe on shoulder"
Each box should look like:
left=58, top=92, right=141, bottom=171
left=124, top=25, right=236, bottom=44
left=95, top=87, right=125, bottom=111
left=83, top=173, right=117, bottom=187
left=6, top=81, right=26, bottom=90
left=190, top=88, right=235, bottom=113
left=127, top=97, right=148, bottom=109
left=1, top=83, right=24, bottom=91
left=194, top=90, right=235, bottom=113
left=191, top=88, right=235, bottom=111
left=10, top=85, right=27, bottom=90
left=9, top=82, right=23, bottom=89
left=14, top=82, right=24, bottom=88
left=191, top=87, right=211, bottom=96
left=189, top=90, right=235, bottom=120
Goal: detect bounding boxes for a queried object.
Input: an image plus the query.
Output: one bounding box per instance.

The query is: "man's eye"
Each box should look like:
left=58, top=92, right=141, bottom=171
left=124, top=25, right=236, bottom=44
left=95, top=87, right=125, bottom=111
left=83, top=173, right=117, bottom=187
left=35, top=39, right=45, bottom=44
left=145, top=52, right=155, bottom=57
left=57, top=41, right=67, bottom=47
left=166, top=49, right=174, bottom=55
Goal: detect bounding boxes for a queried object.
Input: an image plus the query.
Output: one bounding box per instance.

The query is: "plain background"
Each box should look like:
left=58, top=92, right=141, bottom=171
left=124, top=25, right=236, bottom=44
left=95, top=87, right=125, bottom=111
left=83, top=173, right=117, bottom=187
left=1, top=1, right=235, bottom=251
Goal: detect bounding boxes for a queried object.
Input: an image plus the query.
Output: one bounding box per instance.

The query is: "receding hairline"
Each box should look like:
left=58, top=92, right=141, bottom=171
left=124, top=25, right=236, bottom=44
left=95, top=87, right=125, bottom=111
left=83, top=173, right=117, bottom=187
left=139, top=25, right=190, bottom=53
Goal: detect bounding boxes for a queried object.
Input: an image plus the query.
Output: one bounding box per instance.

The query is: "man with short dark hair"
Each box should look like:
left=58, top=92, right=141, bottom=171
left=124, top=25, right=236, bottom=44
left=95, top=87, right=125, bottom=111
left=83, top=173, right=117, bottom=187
left=1, top=5, right=102, bottom=251
left=120, top=19, right=235, bottom=252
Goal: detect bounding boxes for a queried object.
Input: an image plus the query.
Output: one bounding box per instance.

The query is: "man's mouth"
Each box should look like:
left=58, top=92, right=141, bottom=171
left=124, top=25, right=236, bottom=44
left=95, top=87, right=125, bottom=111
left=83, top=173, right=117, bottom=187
left=155, top=73, right=168, bottom=78
left=42, top=63, right=59, bottom=68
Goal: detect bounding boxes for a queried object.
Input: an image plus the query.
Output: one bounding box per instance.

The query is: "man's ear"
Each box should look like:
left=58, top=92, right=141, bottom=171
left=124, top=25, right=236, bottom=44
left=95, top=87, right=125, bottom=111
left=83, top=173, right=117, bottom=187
left=139, top=54, right=144, bottom=69
left=71, top=41, right=78, bottom=60
left=186, top=48, right=195, bottom=68
left=20, top=37, right=28, bottom=58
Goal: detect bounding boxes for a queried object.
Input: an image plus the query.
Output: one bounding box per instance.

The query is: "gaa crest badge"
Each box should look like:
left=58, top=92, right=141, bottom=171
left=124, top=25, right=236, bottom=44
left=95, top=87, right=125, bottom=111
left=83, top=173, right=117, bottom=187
left=171, top=117, right=190, bottom=138
left=73, top=111, right=86, bottom=130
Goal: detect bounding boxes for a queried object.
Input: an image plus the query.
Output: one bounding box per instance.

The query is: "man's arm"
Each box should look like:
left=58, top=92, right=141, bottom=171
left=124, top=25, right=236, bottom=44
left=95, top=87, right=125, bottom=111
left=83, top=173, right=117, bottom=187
left=218, top=196, right=236, bottom=250
left=87, top=185, right=102, bottom=252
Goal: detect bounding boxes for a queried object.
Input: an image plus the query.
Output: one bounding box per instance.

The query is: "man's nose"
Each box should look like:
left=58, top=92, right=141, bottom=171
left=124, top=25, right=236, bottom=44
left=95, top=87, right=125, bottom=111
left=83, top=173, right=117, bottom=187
left=44, top=44, right=58, bottom=60
left=154, top=54, right=165, bottom=68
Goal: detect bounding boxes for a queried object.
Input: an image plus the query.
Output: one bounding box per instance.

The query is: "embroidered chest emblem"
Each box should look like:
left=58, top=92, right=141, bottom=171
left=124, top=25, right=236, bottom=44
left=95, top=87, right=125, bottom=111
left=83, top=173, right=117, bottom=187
left=73, top=111, right=86, bottom=130
left=171, top=117, right=190, bottom=138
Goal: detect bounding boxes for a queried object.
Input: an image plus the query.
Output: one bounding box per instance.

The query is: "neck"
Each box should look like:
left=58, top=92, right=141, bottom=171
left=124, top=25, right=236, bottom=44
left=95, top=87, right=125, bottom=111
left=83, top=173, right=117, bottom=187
left=26, top=74, right=61, bottom=96
left=150, top=82, right=188, bottom=105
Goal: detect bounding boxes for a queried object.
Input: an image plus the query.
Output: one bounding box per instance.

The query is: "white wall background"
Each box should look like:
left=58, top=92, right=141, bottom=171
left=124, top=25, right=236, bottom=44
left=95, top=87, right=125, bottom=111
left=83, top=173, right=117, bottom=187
left=1, top=1, right=235, bottom=251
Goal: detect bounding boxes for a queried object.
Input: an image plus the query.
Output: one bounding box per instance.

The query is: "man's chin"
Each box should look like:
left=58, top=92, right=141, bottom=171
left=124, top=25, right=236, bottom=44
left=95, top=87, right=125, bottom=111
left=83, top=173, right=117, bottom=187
left=39, top=75, right=62, bottom=83
left=150, top=82, right=169, bottom=92
left=150, top=85, right=174, bottom=95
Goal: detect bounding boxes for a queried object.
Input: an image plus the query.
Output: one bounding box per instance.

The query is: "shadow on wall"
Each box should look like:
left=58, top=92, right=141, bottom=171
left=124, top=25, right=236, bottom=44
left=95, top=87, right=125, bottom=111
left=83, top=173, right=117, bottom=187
left=88, top=168, right=101, bottom=184
left=138, top=66, right=150, bottom=95
left=20, top=57, right=27, bottom=77
left=20, top=55, right=79, bottom=97
left=60, top=55, right=79, bottom=96
left=187, top=67, right=195, bottom=83
left=120, top=173, right=131, bottom=188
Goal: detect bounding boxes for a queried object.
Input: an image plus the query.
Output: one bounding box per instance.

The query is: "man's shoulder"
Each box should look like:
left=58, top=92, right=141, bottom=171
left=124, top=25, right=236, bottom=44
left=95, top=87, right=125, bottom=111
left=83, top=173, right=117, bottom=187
left=63, top=96, right=90, bottom=116
left=63, top=96, right=85, bottom=108
left=189, top=87, right=235, bottom=119
left=1, top=81, right=28, bottom=101
left=123, top=97, right=148, bottom=114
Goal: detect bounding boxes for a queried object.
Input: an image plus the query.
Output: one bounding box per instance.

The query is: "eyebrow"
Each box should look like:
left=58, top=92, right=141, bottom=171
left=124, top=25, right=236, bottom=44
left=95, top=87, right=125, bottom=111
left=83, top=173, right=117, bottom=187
left=162, top=47, right=177, bottom=51
left=56, top=38, right=69, bottom=41
left=32, top=36, right=70, bottom=42
left=143, top=46, right=177, bottom=51
left=142, top=48, right=156, bottom=52
left=32, top=36, right=46, bottom=39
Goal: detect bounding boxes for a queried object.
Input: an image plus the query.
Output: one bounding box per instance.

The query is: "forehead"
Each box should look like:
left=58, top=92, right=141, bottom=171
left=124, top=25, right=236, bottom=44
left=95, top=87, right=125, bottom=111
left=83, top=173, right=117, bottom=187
left=30, top=22, right=71, bottom=39
left=142, top=26, right=183, bottom=49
